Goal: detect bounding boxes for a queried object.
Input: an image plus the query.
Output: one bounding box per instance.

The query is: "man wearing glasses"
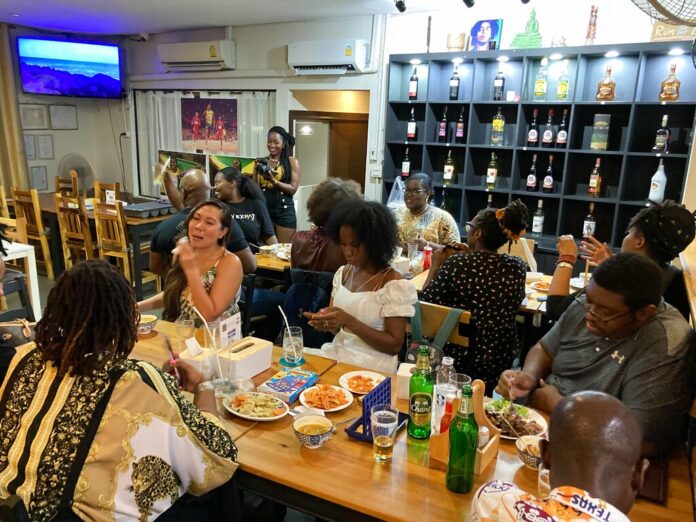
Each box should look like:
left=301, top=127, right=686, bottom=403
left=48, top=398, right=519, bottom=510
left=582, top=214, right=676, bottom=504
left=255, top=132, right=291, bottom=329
left=497, top=253, right=694, bottom=455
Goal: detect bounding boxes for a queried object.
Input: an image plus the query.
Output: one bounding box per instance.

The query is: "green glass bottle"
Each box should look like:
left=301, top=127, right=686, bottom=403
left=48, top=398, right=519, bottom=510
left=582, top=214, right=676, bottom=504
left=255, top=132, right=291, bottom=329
left=446, top=385, right=478, bottom=493
left=407, top=345, right=434, bottom=439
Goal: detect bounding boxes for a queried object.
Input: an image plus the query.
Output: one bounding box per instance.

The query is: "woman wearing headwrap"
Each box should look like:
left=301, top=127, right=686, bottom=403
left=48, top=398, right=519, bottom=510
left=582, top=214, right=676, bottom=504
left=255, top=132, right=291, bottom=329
left=254, top=126, right=301, bottom=243
left=548, top=200, right=696, bottom=320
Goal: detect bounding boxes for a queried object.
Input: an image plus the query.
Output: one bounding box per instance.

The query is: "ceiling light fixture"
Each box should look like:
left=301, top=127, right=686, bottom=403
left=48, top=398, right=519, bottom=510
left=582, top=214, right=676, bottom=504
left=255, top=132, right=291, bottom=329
left=668, top=48, right=685, bottom=56
left=409, top=58, right=421, bottom=65
left=463, top=0, right=475, bottom=7
left=549, top=53, right=563, bottom=61
left=604, top=50, right=620, bottom=58
left=394, top=0, right=406, bottom=12
left=452, top=57, right=464, bottom=65
left=497, top=56, right=509, bottom=62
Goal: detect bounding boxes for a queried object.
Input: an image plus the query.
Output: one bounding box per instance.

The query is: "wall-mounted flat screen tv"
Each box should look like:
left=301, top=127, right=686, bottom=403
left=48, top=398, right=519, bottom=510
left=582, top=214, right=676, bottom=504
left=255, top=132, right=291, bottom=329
left=17, top=37, right=123, bottom=99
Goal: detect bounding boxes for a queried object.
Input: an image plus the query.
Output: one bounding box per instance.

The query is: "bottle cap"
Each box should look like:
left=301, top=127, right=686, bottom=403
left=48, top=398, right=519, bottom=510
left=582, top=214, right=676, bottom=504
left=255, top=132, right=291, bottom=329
left=442, top=356, right=454, bottom=366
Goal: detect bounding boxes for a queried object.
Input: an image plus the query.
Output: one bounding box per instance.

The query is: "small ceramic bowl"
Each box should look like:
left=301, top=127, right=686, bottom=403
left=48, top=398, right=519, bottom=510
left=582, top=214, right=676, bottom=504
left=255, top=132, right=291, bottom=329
left=516, top=435, right=544, bottom=470
left=259, top=245, right=275, bottom=257
left=293, top=414, right=334, bottom=449
left=138, top=314, right=159, bottom=335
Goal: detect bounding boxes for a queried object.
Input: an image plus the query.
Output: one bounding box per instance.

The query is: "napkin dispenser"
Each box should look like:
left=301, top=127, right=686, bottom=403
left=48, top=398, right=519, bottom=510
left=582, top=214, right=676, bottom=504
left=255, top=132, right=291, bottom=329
left=180, top=336, right=272, bottom=380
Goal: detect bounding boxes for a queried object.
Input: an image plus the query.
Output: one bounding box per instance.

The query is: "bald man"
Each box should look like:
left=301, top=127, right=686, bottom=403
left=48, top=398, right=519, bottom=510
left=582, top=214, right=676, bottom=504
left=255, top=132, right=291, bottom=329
left=151, top=168, right=256, bottom=275
left=472, top=391, right=647, bottom=521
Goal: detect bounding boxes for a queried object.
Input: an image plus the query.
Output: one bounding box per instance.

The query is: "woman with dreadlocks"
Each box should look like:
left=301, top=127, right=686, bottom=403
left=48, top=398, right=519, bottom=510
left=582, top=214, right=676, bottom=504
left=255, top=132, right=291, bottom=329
left=254, top=126, right=301, bottom=243
left=548, top=200, right=696, bottom=320
left=0, top=260, right=238, bottom=520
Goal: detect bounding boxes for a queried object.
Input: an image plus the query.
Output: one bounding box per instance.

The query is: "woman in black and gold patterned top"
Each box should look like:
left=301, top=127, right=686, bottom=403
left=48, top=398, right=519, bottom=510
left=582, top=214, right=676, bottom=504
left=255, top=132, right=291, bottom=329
left=254, top=126, right=301, bottom=243
left=0, top=260, right=237, bottom=521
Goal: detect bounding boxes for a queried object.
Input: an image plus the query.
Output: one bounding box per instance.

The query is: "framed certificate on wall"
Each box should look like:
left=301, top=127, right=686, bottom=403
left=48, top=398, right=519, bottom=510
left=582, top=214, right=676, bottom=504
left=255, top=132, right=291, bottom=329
left=49, top=104, right=78, bottom=130
left=19, top=104, right=49, bottom=130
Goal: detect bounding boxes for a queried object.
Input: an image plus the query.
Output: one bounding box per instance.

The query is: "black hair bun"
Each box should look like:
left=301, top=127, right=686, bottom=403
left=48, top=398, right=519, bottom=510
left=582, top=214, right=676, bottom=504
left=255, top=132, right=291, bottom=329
left=502, top=199, right=529, bottom=234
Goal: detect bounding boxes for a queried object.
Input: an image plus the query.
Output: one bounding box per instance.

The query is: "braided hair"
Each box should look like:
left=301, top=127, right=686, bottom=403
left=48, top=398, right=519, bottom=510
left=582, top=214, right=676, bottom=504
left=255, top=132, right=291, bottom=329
left=628, top=200, right=695, bottom=264
left=475, top=199, right=529, bottom=251
left=268, top=126, right=295, bottom=182
left=36, top=260, right=139, bottom=377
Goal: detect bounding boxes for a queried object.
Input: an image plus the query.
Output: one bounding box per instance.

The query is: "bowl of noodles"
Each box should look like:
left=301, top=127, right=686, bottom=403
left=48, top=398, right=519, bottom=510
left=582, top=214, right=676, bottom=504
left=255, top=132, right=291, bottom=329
left=292, top=413, right=334, bottom=449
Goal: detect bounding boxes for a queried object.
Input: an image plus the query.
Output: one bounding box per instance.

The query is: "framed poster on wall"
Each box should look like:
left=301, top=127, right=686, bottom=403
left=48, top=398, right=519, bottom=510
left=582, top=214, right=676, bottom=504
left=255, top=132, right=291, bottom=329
left=19, top=104, right=49, bottom=130
left=49, top=104, right=78, bottom=130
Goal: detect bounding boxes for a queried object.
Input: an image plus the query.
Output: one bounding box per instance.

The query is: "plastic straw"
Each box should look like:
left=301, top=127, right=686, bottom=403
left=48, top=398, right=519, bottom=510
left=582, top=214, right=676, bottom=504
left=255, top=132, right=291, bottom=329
left=193, top=306, right=225, bottom=379
left=277, top=305, right=298, bottom=360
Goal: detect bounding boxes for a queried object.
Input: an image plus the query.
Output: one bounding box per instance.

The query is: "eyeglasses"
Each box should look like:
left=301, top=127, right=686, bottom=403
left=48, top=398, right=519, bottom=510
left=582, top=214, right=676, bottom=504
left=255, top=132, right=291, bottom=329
left=404, top=189, right=427, bottom=195
left=573, top=293, right=633, bottom=323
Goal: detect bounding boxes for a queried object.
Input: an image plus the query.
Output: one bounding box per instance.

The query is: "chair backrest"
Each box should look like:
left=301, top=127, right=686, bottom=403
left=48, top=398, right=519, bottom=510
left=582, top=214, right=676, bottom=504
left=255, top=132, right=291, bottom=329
left=239, top=273, right=256, bottom=337
left=281, top=267, right=335, bottom=349
left=55, top=193, right=95, bottom=267
left=94, top=201, right=129, bottom=253
left=0, top=217, right=28, bottom=244
left=0, top=273, right=35, bottom=322
left=55, top=169, right=80, bottom=197
left=413, top=300, right=472, bottom=347
left=12, top=189, right=45, bottom=239
left=498, top=238, right=537, bottom=272
left=0, top=185, right=10, bottom=219
left=94, top=181, right=121, bottom=203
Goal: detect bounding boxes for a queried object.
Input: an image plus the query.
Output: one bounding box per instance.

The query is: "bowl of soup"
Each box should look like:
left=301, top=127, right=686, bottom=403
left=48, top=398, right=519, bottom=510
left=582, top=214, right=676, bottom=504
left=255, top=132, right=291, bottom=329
left=138, top=314, right=159, bottom=335
left=293, top=414, right=334, bottom=449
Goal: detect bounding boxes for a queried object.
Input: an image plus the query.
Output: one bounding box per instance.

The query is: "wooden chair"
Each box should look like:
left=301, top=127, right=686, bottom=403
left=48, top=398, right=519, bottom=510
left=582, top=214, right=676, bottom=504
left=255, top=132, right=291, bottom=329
left=54, top=193, right=97, bottom=269
left=12, top=188, right=54, bottom=280
left=499, top=237, right=537, bottom=272
left=93, top=201, right=160, bottom=292
left=94, top=181, right=121, bottom=203
left=0, top=216, right=28, bottom=244
left=55, top=170, right=80, bottom=197
left=0, top=216, right=32, bottom=316
left=412, top=300, right=472, bottom=347
left=0, top=185, right=10, bottom=219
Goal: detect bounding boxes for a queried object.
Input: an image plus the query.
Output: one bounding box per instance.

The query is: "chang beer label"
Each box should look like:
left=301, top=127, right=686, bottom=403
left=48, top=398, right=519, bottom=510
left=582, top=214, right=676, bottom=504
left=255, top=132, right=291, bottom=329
left=409, top=392, right=433, bottom=426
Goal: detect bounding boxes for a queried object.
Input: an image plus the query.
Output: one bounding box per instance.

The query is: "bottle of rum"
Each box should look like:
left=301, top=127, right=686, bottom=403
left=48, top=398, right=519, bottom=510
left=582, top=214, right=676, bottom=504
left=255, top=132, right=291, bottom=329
left=652, top=115, right=670, bottom=153
left=408, top=67, right=419, bottom=100
left=526, top=154, right=538, bottom=191
left=588, top=158, right=602, bottom=198
left=542, top=155, right=554, bottom=193
left=493, top=69, right=505, bottom=101
left=583, top=203, right=596, bottom=237
left=648, top=159, right=667, bottom=204
left=532, top=199, right=545, bottom=236
left=556, top=62, right=570, bottom=100
left=407, top=107, right=417, bottom=140
left=437, top=106, right=448, bottom=143
left=491, top=107, right=505, bottom=146
left=443, top=149, right=455, bottom=184
left=455, top=107, right=466, bottom=143
left=659, top=63, right=680, bottom=102
left=596, top=65, right=616, bottom=101
left=555, top=109, right=568, bottom=148
left=449, top=64, right=460, bottom=100
left=534, top=58, right=549, bottom=101
left=486, top=152, right=498, bottom=190
left=527, top=109, right=539, bottom=147
left=541, top=109, right=555, bottom=148
left=401, top=147, right=411, bottom=178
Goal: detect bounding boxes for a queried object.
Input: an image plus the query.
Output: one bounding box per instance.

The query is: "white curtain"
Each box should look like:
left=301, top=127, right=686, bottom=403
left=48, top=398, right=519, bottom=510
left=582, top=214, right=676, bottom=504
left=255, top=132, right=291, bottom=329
left=238, top=91, right=275, bottom=158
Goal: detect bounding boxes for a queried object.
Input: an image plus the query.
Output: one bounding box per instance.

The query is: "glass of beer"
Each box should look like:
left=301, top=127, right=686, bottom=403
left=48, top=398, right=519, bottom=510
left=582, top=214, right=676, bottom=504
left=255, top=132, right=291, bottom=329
left=371, top=404, right=399, bottom=463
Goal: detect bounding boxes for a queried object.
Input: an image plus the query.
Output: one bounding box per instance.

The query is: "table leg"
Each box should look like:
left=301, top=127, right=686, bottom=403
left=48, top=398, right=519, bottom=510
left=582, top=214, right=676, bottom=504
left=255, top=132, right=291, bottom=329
left=25, top=247, right=42, bottom=320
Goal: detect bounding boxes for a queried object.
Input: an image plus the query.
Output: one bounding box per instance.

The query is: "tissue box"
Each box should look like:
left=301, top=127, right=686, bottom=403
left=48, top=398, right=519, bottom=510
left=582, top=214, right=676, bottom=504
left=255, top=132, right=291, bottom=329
left=391, top=256, right=410, bottom=275
left=179, top=347, right=216, bottom=380
left=179, top=336, right=272, bottom=381
left=396, top=363, right=415, bottom=400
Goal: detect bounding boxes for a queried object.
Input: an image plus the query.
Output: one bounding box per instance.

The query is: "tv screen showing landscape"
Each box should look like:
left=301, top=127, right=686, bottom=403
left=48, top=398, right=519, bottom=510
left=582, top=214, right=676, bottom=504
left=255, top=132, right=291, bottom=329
left=17, top=37, right=122, bottom=99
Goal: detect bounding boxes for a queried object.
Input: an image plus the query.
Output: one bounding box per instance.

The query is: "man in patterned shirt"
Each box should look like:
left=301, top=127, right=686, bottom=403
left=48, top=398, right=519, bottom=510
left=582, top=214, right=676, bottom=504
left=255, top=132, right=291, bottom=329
left=497, top=253, right=694, bottom=455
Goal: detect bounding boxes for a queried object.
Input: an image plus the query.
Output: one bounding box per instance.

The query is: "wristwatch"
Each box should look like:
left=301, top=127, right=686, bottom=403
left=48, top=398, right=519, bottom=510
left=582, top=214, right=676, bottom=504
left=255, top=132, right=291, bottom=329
left=556, top=261, right=574, bottom=269
left=194, top=380, right=215, bottom=393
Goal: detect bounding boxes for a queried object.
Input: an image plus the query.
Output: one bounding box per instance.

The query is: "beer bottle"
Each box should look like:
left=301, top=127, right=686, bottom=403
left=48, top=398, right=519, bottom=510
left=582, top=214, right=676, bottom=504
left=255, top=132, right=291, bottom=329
left=446, top=385, right=478, bottom=493
left=407, top=345, right=434, bottom=439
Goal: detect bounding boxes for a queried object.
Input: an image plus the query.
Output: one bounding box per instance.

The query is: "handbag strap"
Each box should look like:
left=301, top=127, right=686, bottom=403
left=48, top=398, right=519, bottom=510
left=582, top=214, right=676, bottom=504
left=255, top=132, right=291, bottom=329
left=411, top=301, right=464, bottom=350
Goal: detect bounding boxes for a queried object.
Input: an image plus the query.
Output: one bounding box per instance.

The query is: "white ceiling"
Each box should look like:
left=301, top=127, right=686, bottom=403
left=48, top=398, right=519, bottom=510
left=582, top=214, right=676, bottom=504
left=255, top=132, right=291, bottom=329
left=0, top=0, right=459, bottom=35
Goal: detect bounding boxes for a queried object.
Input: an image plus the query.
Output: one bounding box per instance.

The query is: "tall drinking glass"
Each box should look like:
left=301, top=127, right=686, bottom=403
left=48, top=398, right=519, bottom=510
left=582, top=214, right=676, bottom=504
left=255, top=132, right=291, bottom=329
left=281, top=326, right=304, bottom=367
left=371, top=404, right=399, bottom=463
left=175, top=319, right=195, bottom=352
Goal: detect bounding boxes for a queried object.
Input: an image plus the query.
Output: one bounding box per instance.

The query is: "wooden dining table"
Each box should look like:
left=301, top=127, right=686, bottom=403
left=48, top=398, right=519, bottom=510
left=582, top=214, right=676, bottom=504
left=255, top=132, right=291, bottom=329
left=131, top=321, right=693, bottom=521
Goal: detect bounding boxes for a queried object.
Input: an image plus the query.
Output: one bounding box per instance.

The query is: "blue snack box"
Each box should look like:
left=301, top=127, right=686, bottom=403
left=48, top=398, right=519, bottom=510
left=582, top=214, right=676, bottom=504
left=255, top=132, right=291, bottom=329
left=258, top=368, right=319, bottom=403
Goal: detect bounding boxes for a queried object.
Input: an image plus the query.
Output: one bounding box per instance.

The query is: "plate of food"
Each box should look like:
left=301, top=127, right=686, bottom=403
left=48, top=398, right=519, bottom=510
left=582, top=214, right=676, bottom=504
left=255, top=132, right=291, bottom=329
left=338, top=371, right=385, bottom=395
left=223, top=392, right=289, bottom=422
left=300, top=384, right=353, bottom=413
left=530, top=281, right=550, bottom=293
left=274, top=243, right=292, bottom=261
left=570, top=275, right=591, bottom=289
left=484, top=398, right=547, bottom=440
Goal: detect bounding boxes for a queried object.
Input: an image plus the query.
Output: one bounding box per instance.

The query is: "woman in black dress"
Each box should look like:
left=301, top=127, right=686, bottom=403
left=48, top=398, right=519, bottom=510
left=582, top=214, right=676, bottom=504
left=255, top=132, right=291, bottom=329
left=420, top=199, right=529, bottom=392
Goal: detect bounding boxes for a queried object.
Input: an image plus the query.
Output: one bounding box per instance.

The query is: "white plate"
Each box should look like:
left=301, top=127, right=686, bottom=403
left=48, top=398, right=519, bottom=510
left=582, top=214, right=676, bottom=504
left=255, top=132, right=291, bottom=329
left=276, top=250, right=290, bottom=261
left=484, top=399, right=548, bottom=440
left=223, top=392, right=289, bottom=422
left=338, top=371, right=386, bottom=395
left=530, top=281, right=550, bottom=293
left=299, top=385, right=354, bottom=413
left=570, top=276, right=590, bottom=289
left=526, top=272, right=544, bottom=282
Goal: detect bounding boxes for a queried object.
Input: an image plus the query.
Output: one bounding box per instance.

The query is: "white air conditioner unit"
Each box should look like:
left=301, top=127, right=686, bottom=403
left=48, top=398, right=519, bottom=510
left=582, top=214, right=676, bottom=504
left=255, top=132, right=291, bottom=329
left=288, top=39, right=370, bottom=75
left=158, top=40, right=236, bottom=72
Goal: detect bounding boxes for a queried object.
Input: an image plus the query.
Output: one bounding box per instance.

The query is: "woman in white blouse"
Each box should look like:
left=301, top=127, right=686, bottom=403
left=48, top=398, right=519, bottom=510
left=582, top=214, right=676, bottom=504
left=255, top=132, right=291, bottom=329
left=306, top=200, right=417, bottom=374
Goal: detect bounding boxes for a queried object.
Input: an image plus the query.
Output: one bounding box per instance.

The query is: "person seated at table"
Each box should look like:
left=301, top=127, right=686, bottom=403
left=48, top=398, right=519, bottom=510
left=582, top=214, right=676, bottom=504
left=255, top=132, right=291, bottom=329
left=291, top=177, right=362, bottom=273
left=472, top=391, right=647, bottom=522
left=305, top=200, right=417, bottom=374
left=419, top=200, right=529, bottom=393
left=0, top=260, right=238, bottom=520
left=497, top=253, right=694, bottom=455
left=392, top=173, right=460, bottom=251
left=547, top=200, right=696, bottom=321
left=139, top=199, right=243, bottom=324
left=153, top=168, right=256, bottom=275
left=213, top=166, right=278, bottom=252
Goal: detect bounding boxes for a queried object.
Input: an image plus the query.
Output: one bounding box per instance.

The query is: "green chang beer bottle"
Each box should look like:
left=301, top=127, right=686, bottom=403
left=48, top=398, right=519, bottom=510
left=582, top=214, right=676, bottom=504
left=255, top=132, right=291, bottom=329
left=446, top=385, right=478, bottom=493
left=407, top=345, right=434, bottom=439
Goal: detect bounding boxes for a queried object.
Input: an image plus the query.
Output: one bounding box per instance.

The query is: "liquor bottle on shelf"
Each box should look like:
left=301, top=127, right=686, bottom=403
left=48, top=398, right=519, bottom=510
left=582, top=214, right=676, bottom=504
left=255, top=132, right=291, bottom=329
left=542, top=155, right=555, bottom=193
left=449, top=64, right=460, bottom=100
left=486, top=152, right=498, bottom=190
left=493, top=69, right=505, bottom=101
left=526, top=154, right=538, bottom=191
left=596, top=65, right=616, bottom=101
left=437, top=106, right=448, bottom=143
left=486, top=193, right=493, bottom=208
left=491, top=107, right=505, bottom=146
left=659, top=63, right=680, bottom=102
left=534, top=58, right=549, bottom=101
left=556, top=62, right=570, bottom=100
left=440, top=186, right=448, bottom=211
left=648, top=159, right=667, bottom=204
left=408, top=67, right=419, bottom=100
left=407, top=107, right=417, bottom=140
left=401, top=147, right=411, bottom=178
left=652, top=115, right=670, bottom=153
left=446, top=385, right=478, bottom=494
left=583, top=203, right=596, bottom=237
left=443, top=149, right=455, bottom=184
left=555, top=109, right=568, bottom=148
left=588, top=158, right=602, bottom=198
left=455, top=107, right=466, bottom=143
left=532, top=199, right=545, bottom=236
left=527, top=109, right=539, bottom=147
left=541, top=109, right=556, bottom=148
